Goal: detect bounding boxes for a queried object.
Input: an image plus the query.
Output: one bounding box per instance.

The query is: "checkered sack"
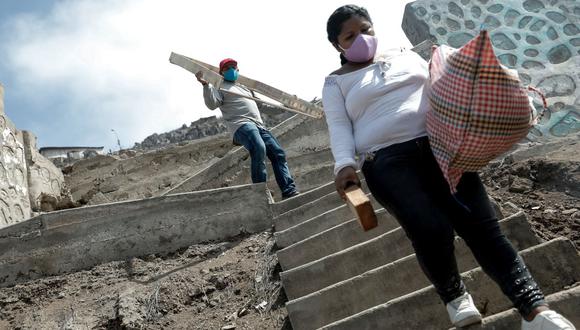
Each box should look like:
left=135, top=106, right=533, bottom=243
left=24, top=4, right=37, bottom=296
left=427, top=30, right=542, bottom=192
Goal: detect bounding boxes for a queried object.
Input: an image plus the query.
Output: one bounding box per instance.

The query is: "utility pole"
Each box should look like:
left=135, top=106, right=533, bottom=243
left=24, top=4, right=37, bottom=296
left=111, top=129, right=122, bottom=151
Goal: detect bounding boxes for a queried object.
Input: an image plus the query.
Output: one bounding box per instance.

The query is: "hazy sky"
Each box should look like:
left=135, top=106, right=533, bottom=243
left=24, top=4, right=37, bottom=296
left=0, top=0, right=414, bottom=151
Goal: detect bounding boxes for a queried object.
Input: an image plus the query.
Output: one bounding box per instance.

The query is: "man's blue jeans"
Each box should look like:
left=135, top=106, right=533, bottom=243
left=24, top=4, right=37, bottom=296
left=233, top=123, right=297, bottom=197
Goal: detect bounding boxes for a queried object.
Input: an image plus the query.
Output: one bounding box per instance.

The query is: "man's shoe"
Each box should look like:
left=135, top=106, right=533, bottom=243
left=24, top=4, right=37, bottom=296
left=446, top=292, right=482, bottom=327
left=522, top=311, right=576, bottom=330
left=282, top=191, right=300, bottom=200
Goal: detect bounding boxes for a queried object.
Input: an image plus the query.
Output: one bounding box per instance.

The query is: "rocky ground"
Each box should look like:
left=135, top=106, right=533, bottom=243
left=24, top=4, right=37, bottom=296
left=0, top=137, right=577, bottom=330
left=62, top=133, right=233, bottom=207
left=480, top=140, right=580, bottom=248
left=0, top=232, right=290, bottom=330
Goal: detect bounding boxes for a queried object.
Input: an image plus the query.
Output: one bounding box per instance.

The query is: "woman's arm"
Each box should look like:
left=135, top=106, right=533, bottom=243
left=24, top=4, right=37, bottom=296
left=322, top=76, right=360, bottom=199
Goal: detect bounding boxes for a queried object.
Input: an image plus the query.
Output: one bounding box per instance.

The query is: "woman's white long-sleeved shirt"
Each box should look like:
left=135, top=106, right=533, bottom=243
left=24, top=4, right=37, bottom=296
left=322, top=50, right=431, bottom=175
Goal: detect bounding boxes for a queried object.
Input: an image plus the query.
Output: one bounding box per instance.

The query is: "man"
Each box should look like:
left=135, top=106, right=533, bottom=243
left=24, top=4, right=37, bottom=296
left=195, top=58, right=299, bottom=199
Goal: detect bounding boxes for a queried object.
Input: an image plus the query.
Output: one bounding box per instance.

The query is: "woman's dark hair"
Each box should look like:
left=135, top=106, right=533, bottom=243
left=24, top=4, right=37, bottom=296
left=326, top=5, right=373, bottom=64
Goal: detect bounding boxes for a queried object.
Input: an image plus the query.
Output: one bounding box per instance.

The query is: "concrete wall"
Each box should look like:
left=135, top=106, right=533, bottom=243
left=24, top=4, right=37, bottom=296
left=0, top=182, right=273, bottom=288
left=402, top=0, right=580, bottom=141
left=0, top=84, right=67, bottom=226
left=23, top=131, right=66, bottom=211
left=0, top=84, right=32, bottom=227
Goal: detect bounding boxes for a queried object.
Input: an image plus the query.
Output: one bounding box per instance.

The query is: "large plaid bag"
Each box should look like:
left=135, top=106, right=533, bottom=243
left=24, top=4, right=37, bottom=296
left=427, top=30, right=540, bottom=192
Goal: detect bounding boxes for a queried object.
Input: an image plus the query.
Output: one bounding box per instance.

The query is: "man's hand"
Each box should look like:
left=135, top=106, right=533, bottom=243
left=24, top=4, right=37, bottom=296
left=334, top=166, right=360, bottom=201
left=195, top=71, right=208, bottom=86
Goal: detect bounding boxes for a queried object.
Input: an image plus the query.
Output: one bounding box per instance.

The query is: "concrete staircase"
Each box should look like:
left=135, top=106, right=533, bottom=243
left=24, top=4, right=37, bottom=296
left=275, top=181, right=580, bottom=329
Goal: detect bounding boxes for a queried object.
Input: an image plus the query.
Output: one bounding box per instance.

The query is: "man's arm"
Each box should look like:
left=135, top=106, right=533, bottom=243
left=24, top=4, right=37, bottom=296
left=196, top=71, right=222, bottom=110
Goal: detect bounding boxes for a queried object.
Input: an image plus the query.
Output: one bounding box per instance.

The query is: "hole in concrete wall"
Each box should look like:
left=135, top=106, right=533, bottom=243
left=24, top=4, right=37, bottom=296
left=505, top=9, right=520, bottom=26
left=547, top=44, right=572, bottom=64
left=570, top=38, right=580, bottom=47
left=498, top=54, right=518, bottom=68
left=520, top=73, right=532, bottom=85
left=484, top=16, right=501, bottom=29
left=446, top=18, right=461, bottom=31
left=437, top=27, right=447, bottom=35
left=0, top=164, right=6, bottom=181
left=492, top=32, right=517, bottom=50
left=546, top=11, right=566, bottom=23
left=487, top=4, right=504, bottom=13
left=519, top=16, right=533, bottom=29
left=523, top=0, right=545, bottom=13
left=465, top=20, right=476, bottom=29
left=448, top=2, right=464, bottom=18
left=478, top=0, right=489, bottom=4
left=522, top=60, right=546, bottom=69
left=471, top=6, right=482, bottom=18
left=530, top=19, right=547, bottom=31
left=526, top=35, right=541, bottom=44
left=549, top=111, right=580, bottom=137
left=563, top=24, right=579, bottom=36
left=14, top=204, right=24, bottom=220
left=514, top=33, right=522, bottom=40
left=547, top=27, right=559, bottom=40
left=416, top=6, right=427, bottom=17
left=574, top=6, right=580, bottom=16
left=430, top=4, right=438, bottom=10
left=461, top=0, right=470, bottom=5
left=537, top=74, right=576, bottom=97
left=448, top=32, right=475, bottom=47
left=524, top=49, right=539, bottom=57
left=432, top=14, right=441, bottom=24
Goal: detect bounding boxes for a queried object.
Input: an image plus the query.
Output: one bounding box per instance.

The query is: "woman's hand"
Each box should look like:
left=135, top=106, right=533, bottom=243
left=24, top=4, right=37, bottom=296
left=334, top=166, right=360, bottom=201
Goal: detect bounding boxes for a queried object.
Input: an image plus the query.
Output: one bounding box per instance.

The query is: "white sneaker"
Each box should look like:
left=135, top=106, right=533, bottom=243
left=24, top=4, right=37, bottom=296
left=522, top=310, right=576, bottom=330
left=446, top=292, right=482, bottom=327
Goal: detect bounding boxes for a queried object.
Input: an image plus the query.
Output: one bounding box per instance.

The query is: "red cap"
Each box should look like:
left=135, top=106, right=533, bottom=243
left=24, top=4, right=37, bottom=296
left=219, top=58, right=237, bottom=72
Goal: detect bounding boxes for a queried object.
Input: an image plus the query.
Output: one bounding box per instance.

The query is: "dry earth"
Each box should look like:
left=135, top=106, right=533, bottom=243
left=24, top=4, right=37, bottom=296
left=0, top=138, right=577, bottom=330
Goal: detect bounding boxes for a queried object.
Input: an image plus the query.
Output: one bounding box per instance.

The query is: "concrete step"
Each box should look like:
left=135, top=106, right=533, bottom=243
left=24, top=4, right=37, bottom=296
left=235, top=148, right=335, bottom=199
left=275, top=181, right=369, bottom=232
left=278, top=208, right=398, bottom=271
left=459, top=284, right=580, bottom=330
left=271, top=181, right=335, bottom=217
left=275, top=195, right=379, bottom=250
left=275, top=204, right=351, bottom=249
left=292, top=163, right=336, bottom=194
left=282, top=211, right=538, bottom=301
left=275, top=192, right=343, bottom=232
left=319, top=238, right=580, bottom=329
left=285, top=213, right=538, bottom=329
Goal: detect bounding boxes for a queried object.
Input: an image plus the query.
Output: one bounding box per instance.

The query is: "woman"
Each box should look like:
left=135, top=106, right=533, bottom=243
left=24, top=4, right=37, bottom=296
left=322, top=5, right=575, bottom=329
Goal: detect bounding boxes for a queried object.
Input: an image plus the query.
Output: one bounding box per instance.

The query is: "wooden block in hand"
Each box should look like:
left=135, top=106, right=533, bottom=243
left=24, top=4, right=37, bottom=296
left=344, top=186, right=378, bottom=231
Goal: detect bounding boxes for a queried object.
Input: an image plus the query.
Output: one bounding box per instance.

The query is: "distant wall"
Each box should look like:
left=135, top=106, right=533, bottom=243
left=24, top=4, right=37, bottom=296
left=0, top=84, right=66, bottom=228
left=402, top=0, right=580, bottom=141
left=0, top=84, right=32, bottom=227
left=23, top=131, right=65, bottom=211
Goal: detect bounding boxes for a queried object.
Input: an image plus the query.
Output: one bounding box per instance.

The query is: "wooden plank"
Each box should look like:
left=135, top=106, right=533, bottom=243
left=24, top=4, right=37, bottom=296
left=344, top=186, right=378, bottom=231
left=169, top=52, right=324, bottom=118
left=218, top=89, right=319, bottom=118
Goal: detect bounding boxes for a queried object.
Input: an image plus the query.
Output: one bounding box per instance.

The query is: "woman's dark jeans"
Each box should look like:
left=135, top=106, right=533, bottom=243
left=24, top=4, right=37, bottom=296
left=361, top=136, right=545, bottom=317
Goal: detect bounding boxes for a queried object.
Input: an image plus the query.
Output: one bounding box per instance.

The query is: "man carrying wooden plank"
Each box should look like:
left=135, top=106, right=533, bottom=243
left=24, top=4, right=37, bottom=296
left=195, top=58, right=299, bottom=199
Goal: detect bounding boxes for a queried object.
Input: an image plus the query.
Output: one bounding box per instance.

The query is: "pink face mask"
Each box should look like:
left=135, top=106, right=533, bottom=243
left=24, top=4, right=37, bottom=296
left=340, top=33, right=378, bottom=63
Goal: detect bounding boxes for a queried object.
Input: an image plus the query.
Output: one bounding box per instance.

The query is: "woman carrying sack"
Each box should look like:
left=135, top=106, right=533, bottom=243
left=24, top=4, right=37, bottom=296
left=321, top=4, right=575, bottom=329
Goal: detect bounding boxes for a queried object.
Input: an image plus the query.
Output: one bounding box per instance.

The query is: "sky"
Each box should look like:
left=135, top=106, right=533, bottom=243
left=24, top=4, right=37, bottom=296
left=0, top=0, right=414, bottom=152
